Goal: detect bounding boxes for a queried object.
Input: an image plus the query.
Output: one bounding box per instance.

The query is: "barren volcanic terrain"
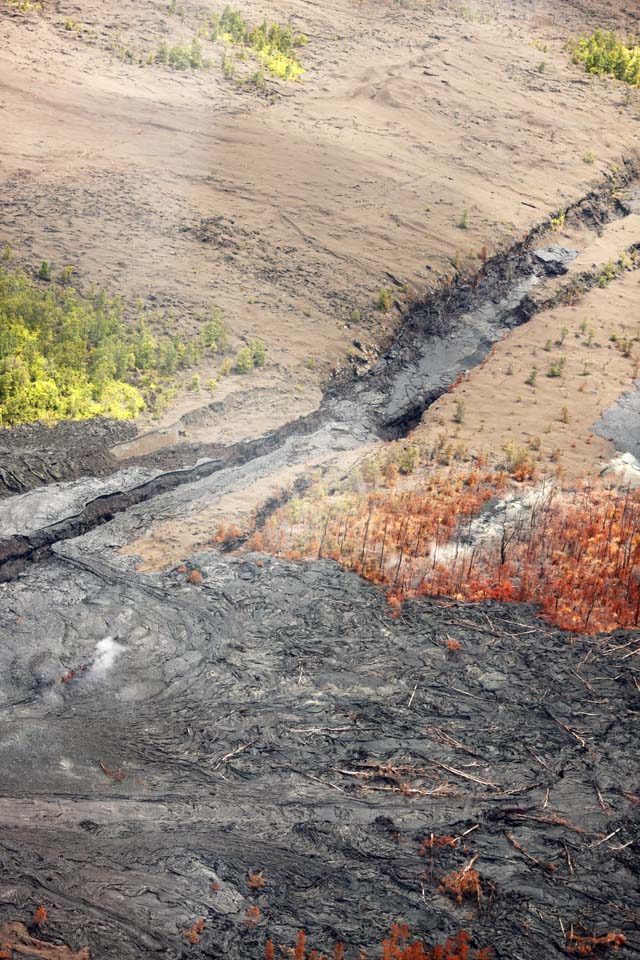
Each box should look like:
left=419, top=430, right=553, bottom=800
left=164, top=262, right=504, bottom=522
left=0, top=0, right=639, bottom=958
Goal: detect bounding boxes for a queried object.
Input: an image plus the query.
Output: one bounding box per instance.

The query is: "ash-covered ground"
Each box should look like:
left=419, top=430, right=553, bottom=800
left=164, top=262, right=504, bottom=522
left=0, top=540, right=637, bottom=958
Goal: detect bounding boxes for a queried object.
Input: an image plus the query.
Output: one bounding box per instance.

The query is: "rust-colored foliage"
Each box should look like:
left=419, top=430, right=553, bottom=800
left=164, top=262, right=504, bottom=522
left=32, top=907, right=47, bottom=927
left=245, top=906, right=261, bottom=929
left=0, top=923, right=89, bottom=960
left=567, top=932, right=627, bottom=956
left=182, top=919, right=206, bottom=945
left=187, top=569, right=204, bottom=585
left=210, top=881, right=221, bottom=892
left=213, top=523, right=243, bottom=546
left=254, top=466, right=640, bottom=635
left=294, top=929, right=307, bottom=960
left=419, top=835, right=458, bottom=855
left=99, top=760, right=125, bottom=783
left=439, top=862, right=482, bottom=905
left=444, top=638, right=462, bottom=654
left=248, top=870, right=267, bottom=889
left=265, top=938, right=276, bottom=960
left=267, top=927, right=491, bottom=960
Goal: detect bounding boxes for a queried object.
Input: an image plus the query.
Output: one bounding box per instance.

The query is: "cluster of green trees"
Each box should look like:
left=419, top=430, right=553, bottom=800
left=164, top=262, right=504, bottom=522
left=201, top=5, right=306, bottom=79
left=155, top=36, right=208, bottom=70
left=571, top=30, right=640, bottom=86
left=0, top=268, right=229, bottom=426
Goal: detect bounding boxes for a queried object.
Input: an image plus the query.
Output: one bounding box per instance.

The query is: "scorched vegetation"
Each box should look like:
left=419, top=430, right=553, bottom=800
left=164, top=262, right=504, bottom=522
left=248, top=460, right=640, bottom=634
left=265, top=926, right=494, bottom=960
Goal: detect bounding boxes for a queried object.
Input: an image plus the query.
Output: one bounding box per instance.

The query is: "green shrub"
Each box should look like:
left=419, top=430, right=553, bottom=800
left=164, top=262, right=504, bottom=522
left=200, top=308, right=228, bottom=353
left=60, top=265, right=76, bottom=285
left=597, top=259, right=618, bottom=287
left=221, top=51, right=235, bottom=78
left=547, top=356, right=566, bottom=378
left=37, top=260, right=51, bottom=281
left=453, top=398, right=465, bottom=423
left=235, top=346, right=254, bottom=373
left=250, top=70, right=266, bottom=90
left=503, top=441, right=532, bottom=473
left=397, top=444, right=419, bottom=475
left=250, top=338, right=267, bottom=367
left=377, top=287, right=392, bottom=311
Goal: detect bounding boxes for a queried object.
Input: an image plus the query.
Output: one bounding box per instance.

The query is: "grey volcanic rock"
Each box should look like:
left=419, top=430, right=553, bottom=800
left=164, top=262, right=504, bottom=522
left=593, top=382, right=640, bottom=460
left=532, top=245, right=579, bottom=275
left=619, top=185, right=640, bottom=215
left=0, top=540, right=637, bottom=959
left=0, top=468, right=160, bottom=539
left=601, top=451, right=640, bottom=487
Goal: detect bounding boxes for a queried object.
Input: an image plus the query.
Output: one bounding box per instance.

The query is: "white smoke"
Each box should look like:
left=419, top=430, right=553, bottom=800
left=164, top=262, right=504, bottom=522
left=92, top=637, right=125, bottom=676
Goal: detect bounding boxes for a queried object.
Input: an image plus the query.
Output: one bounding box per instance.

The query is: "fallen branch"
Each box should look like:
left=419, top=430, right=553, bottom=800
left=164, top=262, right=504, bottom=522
left=425, top=757, right=500, bottom=791
left=213, top=738, right=258, bottom=769
left=505, top=832, right=556, bottom=873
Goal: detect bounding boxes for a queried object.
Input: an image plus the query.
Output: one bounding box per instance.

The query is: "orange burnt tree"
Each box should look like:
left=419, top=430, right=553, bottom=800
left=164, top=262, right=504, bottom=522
left=249, top=466, right=640, bottom=635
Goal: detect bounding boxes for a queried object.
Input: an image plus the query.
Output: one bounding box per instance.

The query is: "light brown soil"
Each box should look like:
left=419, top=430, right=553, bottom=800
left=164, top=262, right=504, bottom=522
left=413, top=214, right=640, bottom=477
left=2, top=0, right=640, bottom=447
left=121, top=444, right=367, bottom=570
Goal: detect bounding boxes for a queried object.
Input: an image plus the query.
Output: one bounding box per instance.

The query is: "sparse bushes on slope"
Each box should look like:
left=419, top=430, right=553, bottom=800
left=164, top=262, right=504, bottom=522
left=103, top=4, right=306, bottom=82
left=201, top=5, right=306, bottom=80
left=155, top=36, right=208, bottom=70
